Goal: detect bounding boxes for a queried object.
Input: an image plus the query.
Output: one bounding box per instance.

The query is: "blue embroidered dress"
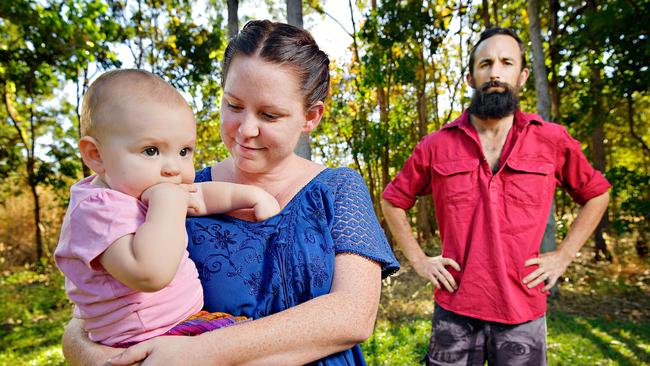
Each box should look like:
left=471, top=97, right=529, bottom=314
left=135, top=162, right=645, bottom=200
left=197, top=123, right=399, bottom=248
left=187, top=167, right=399, bottom=365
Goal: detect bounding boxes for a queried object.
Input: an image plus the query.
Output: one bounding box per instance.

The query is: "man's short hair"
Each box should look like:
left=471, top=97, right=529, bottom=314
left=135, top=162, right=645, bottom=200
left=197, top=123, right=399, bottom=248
left=468, top=28, right=527, bottom=75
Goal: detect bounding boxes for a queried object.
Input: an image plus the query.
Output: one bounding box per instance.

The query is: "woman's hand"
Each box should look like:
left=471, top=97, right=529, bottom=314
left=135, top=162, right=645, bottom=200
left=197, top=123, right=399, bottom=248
left=109, top=335, right=219, bottom=366
left=62, top=318, right=125, bottom=366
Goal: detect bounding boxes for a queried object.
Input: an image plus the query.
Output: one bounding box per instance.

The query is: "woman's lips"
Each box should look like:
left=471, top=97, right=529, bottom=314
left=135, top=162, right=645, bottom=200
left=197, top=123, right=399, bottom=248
left=237, top=142, right=264, bottom=151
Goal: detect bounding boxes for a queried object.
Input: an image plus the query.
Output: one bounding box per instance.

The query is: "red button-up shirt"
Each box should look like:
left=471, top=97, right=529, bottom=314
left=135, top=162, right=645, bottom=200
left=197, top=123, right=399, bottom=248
left=382, top=110, right=610, bottom=324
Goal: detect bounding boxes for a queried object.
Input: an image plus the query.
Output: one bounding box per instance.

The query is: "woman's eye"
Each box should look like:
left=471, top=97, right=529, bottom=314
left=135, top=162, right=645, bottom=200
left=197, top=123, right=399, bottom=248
left=179, top=147, right=192, bottom=157
left=228, top=103, right=242, bottom=110
left=143, top=147, right=159, bottom=156
left=262, top=112, right=279, bottom=120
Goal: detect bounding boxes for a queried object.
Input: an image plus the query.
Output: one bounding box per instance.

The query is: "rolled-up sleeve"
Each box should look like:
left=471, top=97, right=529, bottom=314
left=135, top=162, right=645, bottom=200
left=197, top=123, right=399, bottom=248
left=556, top=127, right=611, bottom=205
left=382, top=139, right=432, bottom=210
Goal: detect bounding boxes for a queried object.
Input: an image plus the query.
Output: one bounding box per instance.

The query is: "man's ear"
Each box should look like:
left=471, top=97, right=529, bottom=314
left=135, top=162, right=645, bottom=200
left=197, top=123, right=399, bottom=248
left=79, top=136, right=104, bottom=174
left=517, top=67, right=530, bottom=88
left=302, top=101, right=325, bottom=134
left=466, top=72, right=476, bottom=89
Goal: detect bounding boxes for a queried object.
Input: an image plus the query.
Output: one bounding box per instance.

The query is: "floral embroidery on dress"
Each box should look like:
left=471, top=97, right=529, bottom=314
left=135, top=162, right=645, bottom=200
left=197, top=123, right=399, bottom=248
left=187, top=167, right=399, bottom=316
left=186, top=166, right=399, bottom=365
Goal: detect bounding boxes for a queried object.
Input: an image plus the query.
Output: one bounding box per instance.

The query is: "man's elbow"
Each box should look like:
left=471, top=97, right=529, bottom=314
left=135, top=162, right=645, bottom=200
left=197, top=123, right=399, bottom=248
left=380, top=198, right=391, bottom=212
left=588, top=190, right=610, bottom=208
left=600, top=190, right=610, bottom=204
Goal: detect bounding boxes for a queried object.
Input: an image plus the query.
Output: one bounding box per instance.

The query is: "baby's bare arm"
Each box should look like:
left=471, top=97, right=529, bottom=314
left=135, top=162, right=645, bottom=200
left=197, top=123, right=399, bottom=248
left=189, top=182, right=280, bottom=220
left=99, top=183, right=189, bottom=292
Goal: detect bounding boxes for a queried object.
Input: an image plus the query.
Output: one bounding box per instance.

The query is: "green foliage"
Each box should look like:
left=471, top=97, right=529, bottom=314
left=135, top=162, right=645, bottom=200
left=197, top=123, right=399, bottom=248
left=0, top=266, right=70, bottom=366
left=110, top=0, right=227, bottom=166
left=608, top=166, right=650, bottom=236
left=363, top=318, right=430, bottom=365
left=3, top=260, right=648, bottom=365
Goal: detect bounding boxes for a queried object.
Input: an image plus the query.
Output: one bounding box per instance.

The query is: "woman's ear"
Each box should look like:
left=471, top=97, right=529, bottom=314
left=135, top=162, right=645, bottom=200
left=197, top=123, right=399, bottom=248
left=78, top=136, right=104, bottom=174
left=302, top=101, right=325, bottom=134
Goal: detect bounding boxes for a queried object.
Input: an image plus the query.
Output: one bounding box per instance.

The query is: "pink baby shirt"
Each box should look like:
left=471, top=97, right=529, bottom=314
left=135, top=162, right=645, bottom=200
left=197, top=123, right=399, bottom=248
left=54, top=175, right=203, bottom=345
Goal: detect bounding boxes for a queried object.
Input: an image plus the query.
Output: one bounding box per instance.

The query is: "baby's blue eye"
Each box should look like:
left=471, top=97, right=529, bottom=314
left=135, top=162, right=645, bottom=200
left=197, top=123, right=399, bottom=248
left=143, top=147, right=159, bottom=156
left=179, top=148, right=191, bottom=157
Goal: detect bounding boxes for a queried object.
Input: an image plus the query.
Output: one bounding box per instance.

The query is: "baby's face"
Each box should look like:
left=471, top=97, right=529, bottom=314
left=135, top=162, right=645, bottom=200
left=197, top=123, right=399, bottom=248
left=96, top=99, right=196, bottom=199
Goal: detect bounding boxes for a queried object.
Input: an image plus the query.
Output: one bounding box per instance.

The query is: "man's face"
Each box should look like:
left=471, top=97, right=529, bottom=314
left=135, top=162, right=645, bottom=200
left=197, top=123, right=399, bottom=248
left=467, top=34, right=529, bottom=120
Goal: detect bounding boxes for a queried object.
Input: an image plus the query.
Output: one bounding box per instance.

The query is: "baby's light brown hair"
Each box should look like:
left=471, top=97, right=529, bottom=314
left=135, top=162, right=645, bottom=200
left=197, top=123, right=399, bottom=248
left=80, top=69, right=190, bottom=138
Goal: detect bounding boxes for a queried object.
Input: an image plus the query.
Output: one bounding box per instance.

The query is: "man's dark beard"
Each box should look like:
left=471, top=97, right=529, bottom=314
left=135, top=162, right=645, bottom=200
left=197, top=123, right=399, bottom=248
left=468, top=80, right=519, bottom=120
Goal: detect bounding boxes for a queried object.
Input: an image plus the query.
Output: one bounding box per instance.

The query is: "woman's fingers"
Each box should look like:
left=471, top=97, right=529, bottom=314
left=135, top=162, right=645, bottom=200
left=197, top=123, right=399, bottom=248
left=108, top=343, right=151, bottom=365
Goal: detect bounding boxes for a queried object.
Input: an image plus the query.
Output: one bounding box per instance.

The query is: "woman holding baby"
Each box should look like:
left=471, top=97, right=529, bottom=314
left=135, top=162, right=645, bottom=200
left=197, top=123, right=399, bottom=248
left=62, top=20, right=398, bottom=365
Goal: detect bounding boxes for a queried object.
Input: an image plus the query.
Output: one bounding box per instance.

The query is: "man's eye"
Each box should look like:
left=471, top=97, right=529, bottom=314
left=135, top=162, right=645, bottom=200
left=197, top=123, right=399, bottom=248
left=143, top=147, right=159, bottom=156
left=180, top=147, right=192, bottom=157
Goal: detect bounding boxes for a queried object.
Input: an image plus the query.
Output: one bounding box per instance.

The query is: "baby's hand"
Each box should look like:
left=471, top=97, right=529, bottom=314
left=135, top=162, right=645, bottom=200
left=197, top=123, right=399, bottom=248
left=253, top=191, right=280, bottom=221
left=184, top=184, right=206, bottom=216
left=140, top=182, right=189, bottom=206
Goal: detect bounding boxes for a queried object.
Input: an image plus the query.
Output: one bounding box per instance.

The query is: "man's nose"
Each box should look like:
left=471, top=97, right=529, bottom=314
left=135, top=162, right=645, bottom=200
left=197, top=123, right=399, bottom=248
left=489, top=65, right=502, bottom=80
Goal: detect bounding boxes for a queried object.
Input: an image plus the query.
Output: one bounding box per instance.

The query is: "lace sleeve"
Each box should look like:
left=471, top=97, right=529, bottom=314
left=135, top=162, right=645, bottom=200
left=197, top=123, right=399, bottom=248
left=329, top=168, right=400, bottom=278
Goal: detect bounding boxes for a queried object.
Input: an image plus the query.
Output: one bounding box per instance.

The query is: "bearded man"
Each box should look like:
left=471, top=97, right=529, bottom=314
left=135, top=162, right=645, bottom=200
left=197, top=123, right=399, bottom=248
left=381, top=28, right=611, bottom=366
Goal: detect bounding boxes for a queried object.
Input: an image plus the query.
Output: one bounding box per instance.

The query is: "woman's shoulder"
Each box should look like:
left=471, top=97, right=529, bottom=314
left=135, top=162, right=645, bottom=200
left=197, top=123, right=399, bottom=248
left=314, top=167, right=366, bottom=192
left=195, top=166, right=213, bottom=183
left=315, top=166, right=362, bottom=183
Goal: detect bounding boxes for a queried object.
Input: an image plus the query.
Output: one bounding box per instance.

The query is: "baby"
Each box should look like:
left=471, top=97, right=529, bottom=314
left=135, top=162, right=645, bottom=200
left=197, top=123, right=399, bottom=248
left=54, top=69, right=279, bottom=346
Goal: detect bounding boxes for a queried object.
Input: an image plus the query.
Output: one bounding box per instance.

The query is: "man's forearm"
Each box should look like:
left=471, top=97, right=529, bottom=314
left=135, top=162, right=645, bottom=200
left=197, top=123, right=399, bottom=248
left=558, top=191, right=610, bottom=259
left=380, top=199, right=426, bottom=265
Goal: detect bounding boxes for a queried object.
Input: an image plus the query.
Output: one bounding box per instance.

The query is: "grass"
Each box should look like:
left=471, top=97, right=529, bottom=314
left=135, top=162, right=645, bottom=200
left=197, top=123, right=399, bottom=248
left=363, top=310, right=650, bottom=365
left=1, top=249, right=648, bottom=365
left=0, top=267, right=70, bottom=366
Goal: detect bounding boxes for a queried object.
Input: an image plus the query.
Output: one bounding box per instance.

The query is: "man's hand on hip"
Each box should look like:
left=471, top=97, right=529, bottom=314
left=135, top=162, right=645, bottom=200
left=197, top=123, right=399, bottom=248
left=523, top=250, right=573, bottom=292
left=413, top=255, right=461, bottom=292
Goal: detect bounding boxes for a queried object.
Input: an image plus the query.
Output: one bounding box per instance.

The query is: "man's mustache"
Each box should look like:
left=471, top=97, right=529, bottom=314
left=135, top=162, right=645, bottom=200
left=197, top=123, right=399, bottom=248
left=479, top=80, right=512, bottom=92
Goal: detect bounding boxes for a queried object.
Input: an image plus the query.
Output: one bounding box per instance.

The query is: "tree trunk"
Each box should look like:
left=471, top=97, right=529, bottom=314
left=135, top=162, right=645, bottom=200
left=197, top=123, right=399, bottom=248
left=491, top=0, right=499, bottom=26
left=527, top=0, right=551, bottom=121
left=227, top=0, right=239, bottom=39
left=627, top=94, right=650, bottom=154
left=28, top=161, right=44, bottom=263
left=286, top=0, right=310, bottom=159
left=287, top=0, right=303, bottom=28
left=4, top=84, right=45, bottom=265
left=76, top=67, right=91, bottom=177
left=591, top=123, right=611, bottom=262
left=548, top=0, right=561, bottom=121
left=415, top=44, right=434, bottom=245
left=482, top=0, right=491, bottom=28
left=527, top=1, right=558, bottom=294
left=587, top=0, right=611, bottom=262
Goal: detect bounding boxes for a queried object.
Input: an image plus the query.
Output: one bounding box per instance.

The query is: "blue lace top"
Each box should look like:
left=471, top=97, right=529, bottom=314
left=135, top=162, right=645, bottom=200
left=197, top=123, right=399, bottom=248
left=187, top=167, right=399, bottom=365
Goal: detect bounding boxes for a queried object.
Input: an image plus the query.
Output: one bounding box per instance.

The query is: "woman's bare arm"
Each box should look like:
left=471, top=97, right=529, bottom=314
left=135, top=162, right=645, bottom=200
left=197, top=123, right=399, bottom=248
left=109, top=253, right=382, bottom=366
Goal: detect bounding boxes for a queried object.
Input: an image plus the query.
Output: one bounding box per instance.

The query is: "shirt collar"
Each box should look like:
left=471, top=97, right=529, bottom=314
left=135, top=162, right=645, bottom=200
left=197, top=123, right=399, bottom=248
left=442, top=109, right=544, bottom=131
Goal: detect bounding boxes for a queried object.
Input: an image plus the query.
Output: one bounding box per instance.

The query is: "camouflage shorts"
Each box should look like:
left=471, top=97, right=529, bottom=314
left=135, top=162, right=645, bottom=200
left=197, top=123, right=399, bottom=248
left=425, top=304, right=547, bottom=366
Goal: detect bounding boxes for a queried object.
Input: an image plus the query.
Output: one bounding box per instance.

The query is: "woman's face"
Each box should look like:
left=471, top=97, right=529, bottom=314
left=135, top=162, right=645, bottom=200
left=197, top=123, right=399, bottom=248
left=220, top=55, right=322, bottom=174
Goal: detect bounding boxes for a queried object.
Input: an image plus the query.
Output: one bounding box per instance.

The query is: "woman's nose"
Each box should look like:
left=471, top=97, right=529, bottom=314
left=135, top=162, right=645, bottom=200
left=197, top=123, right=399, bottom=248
left=238, top=114, right=260, bottom=138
